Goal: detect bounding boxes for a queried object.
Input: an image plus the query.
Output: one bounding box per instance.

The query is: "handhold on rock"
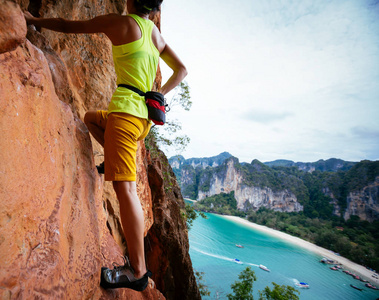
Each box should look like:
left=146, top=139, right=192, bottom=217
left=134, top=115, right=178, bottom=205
left=0, top=0, right=27, bottom=54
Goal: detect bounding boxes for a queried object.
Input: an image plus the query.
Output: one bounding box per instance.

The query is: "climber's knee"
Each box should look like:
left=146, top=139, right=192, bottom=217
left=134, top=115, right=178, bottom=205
left=84, top=111, right=96, bottom=126
left=84, top=110, right=108, bottom=130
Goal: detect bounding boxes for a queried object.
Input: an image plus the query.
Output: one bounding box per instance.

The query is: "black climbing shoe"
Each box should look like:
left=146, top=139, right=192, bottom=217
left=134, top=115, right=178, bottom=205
left=96, top=161, right=104, bottom=174
left=100, top=256, right=152, bottom=292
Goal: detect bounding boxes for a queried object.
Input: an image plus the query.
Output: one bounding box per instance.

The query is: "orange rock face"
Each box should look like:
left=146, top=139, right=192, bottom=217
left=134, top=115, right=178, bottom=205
left=0, top=0, right=27, bottom=53
left=0, top=32, right=162, bottom=300
left=0, top=1, right=199, bottom=299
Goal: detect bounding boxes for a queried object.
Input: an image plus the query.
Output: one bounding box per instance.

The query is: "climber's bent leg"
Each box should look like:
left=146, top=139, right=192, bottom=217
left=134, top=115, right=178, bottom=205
left=102, top=113, right=151, bottom=182
left=84, top=110, right=107, bottom=147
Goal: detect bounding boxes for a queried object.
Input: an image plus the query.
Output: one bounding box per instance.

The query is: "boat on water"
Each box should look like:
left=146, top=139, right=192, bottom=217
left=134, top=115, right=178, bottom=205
left=259, top=264, right=270, bottom=272
left=365, top=283, right=379, bottom=290
left=233, top=258, right=243, bottom=264
left=235, top=244, right=244, bottom=248
left=330, top=266, right=339, bottom=271
left=320, top=257, right=335, bottom=264
left=350, top=284, right=363, bottom=291
left=352, top=274, right=361, bottom=280
left=295, top=282, right=310, bottom=289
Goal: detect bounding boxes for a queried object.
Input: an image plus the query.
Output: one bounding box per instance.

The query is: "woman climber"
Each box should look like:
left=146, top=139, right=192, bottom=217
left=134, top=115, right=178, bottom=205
left=24, top=0, right=187, bottom=292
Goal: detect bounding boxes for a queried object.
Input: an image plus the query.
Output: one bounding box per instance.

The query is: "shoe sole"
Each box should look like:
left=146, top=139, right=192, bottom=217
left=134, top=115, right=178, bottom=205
left=100, top=267, right=151, bottom=292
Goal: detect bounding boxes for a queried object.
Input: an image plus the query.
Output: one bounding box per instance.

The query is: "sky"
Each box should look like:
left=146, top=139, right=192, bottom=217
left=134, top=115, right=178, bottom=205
left=157, top=0, right=379, bottom=164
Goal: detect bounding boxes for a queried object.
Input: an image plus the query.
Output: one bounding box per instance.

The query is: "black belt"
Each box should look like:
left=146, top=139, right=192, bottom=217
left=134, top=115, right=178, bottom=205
left=117, top=84, right=145, bottom=96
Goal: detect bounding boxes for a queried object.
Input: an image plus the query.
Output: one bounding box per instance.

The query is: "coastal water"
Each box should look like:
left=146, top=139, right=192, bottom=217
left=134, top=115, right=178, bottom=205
left=188, top=211, right=379, bottom=300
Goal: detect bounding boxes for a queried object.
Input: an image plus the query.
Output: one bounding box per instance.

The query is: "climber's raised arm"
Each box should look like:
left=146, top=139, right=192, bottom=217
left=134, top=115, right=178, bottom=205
left=24, top=12, right=121, bottom=41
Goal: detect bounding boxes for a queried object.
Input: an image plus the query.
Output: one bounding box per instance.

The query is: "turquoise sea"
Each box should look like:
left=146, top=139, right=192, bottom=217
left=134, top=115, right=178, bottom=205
left=187, top=210, right=379, bottom=300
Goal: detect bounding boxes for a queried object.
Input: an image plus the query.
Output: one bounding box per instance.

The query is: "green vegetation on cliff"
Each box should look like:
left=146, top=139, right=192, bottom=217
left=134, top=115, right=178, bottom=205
left=276, top=160, right=379, bottom=216
left=172, top=156, right=378, bottom=216
left=194, top=192, right=242, bottom=216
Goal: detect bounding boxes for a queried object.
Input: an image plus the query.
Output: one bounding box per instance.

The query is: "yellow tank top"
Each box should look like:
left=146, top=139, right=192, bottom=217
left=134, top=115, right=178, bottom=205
left=107, top=14, right=160, bottom=119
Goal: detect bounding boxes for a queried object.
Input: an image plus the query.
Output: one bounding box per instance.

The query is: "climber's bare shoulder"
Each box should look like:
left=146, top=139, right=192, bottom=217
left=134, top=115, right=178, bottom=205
left=151, top=25, right=165, bottom=53
left=95, top=14, right=141, bottom=46
left=90, top=14, right=166, bottom=53
left=103, top=14, right=166, bottom=51
left=75, top=14, right=162, bottom=48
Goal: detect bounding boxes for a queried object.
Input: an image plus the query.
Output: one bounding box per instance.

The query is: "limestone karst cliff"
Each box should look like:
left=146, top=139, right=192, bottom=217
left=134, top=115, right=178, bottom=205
left=0, top=1, right=200, bottom=299
left=197, top=158, right=303, bottom=213
left=343, top=176, right=379, bottom=222
left=171, top=153, right=379, bottom=221
left=174, top=156, right=304, bottom=213
left=326, top=176, right=379, bottom=223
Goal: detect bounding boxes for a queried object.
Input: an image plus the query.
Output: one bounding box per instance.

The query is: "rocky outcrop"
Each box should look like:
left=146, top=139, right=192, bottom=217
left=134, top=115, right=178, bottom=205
left=235, top=187, right=302, bottom=212
left=197, top=158, right=303, bottom=213
left=322, top=187, right=342, bottom=217
left=0, top=0, right=27, bottom=53
left=0, top=1, right=199, bottom=299
left=169, top=152, right=232, bottom=170
left=343, top=176, right=379, bottom=222
left=145, top=145, right=200, bottom=300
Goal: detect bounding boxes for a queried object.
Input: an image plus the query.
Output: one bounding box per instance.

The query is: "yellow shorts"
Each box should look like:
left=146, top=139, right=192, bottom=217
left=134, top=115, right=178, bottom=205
left=96, top=110, right=151, bottom=181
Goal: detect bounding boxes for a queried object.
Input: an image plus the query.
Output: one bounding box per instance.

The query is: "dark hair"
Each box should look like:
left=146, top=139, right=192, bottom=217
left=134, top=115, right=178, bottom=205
left=134, top=0, right=163, bottom=14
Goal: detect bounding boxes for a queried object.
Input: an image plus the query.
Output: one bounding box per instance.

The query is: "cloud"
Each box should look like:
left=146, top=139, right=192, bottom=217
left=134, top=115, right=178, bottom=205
left=351, top=126, right=379, bottom=139
left=241, top=110, right=294, bottom=124
left=161, top=0, right=379, bottom=162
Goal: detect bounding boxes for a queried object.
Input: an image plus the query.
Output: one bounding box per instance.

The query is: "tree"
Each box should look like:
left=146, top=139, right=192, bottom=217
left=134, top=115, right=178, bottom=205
left=148, top=81, right=192, bottom=154
left=194, top=270, right=210, bottom=297
left=227, top=268, right=300, bottom=300
left=166, top=81, right=192, bottom=111
left=183, top=204, right=207, bottom=229
left=258, top=282, right=299, bottom=300
left=227, top=267, right=257, bottom=300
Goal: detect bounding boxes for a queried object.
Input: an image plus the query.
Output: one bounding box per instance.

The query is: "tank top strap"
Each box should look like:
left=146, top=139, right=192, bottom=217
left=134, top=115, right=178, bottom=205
left=128, top=14, right=154, bottom=42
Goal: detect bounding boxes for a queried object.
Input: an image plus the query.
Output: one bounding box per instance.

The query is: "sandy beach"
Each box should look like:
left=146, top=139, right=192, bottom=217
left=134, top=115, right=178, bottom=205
left=223, top=215, right=379, bottom=284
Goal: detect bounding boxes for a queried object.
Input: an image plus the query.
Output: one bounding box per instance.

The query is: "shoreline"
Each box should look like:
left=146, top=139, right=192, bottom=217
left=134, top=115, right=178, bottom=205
left=222, top=215, right=379, bottom=284
left=184, top=198, right=197, bottom=203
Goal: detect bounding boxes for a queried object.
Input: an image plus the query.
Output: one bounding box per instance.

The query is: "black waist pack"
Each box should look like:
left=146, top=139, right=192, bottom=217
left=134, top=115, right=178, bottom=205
left=118, top=84, right=166, bottom=125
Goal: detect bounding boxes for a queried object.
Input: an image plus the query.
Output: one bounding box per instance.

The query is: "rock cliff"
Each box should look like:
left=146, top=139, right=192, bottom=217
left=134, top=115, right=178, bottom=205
left=173, top=153, right=379, bottom=221
left=320, top=162, right=379, bottom=222
left=343, top=176, right=379, bottom=222
left=195, top=158, right=303, bottom=213
left=170, top=152, right=233, bottom=170
left=0, top=1, right=199, bottom=299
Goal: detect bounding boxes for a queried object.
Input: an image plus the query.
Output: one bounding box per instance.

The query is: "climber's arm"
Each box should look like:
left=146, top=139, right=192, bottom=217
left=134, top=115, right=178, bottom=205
left=154, top=29, right=187, bottom=96
left=24, top=12, right=117, bottom=35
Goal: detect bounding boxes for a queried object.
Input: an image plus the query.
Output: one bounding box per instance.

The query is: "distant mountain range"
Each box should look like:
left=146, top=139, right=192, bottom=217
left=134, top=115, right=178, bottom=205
left=264, top=158, right=356, bottom=172
left=169, top=152, right=356, bottom=173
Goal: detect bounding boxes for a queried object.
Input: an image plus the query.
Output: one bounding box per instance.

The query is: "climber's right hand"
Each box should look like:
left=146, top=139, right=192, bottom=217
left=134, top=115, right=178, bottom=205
left=24, top=12, right=36, bottom=25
